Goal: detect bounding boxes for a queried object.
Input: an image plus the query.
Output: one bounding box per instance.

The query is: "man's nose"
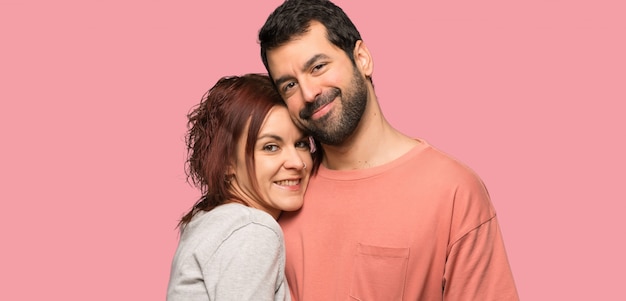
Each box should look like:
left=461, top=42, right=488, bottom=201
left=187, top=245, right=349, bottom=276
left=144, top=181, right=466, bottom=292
left=299, top=78, right=321, bottom=103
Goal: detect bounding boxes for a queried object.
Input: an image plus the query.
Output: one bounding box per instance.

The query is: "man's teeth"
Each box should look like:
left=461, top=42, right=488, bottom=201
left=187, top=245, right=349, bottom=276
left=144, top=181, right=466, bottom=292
left=276, top=180, right=300, bottom=186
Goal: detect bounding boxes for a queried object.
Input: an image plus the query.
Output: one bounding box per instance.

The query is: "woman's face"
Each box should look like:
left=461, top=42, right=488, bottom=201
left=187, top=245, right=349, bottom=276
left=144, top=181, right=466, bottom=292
left=231, top=106, right=313, bottom=219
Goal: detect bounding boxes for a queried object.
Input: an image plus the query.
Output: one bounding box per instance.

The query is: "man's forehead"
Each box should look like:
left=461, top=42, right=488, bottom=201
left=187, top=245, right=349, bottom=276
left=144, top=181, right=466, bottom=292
left=267, top=32, right=333, bottom=66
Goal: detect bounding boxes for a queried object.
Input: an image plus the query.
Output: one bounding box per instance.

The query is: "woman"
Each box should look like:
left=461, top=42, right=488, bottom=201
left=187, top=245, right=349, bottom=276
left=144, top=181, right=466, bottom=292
left=167, top=74, right=321, bottom=300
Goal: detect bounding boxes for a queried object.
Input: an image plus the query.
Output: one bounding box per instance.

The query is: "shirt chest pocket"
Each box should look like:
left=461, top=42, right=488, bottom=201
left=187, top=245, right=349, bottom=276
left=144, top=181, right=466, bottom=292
left=349, top=243, right=410, bottom=301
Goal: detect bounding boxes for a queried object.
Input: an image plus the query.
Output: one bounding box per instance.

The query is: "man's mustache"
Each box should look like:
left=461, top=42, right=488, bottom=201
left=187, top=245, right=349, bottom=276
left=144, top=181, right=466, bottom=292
left=300, top=88, right=340, bottom=119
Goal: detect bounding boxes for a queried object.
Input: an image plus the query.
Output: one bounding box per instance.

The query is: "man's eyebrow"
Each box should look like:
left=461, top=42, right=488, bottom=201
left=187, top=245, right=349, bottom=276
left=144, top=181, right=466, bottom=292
left=273, top=74, right=294, bottom=89
left=302, top=54, right=329, bottom=72
left=273, top=54, right=330, bottom=88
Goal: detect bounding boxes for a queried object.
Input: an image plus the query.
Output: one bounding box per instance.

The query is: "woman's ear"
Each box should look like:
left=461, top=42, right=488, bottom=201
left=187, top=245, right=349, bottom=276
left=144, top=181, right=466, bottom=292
left=224, top=167, right=235, bottom=184
left=353, top=40, right=373, bottom=78
left=226, top=164, right=235, bottom=177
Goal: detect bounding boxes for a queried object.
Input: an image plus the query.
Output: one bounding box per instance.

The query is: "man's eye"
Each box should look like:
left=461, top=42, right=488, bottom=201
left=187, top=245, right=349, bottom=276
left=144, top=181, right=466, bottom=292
left=283, top=82, right=296, bottom=92
left=263, top=145, right=279, bottom=152
left=312, top=63, right=325, bottom=72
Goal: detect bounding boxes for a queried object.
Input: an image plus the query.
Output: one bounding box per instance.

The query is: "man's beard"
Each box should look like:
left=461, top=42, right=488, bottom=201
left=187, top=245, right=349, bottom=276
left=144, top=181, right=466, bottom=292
left=299, top=68, right=368, bottom=145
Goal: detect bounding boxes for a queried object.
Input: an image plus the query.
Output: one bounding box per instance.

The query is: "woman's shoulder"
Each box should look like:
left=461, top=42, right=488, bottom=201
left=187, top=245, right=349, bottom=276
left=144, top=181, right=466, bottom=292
left=189, top=203, right=281, bottom=238
left=178, top=204, right=282, bottom=258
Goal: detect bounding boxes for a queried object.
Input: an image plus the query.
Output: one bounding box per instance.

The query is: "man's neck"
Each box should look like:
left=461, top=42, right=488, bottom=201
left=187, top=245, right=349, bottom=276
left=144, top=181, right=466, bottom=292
left=321, top=97, right=420, bottom=170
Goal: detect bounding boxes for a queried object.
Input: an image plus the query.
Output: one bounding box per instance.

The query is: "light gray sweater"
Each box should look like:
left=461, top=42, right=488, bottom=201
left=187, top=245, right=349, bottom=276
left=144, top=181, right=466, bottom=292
left=167, top=203, right=290, bottom=301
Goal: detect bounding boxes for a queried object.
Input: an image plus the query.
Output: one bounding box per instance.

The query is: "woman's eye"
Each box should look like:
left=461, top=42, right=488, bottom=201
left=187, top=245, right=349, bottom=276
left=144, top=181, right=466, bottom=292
left=295, top=141, right=311, bottom=150
left=263, top=145, right=279, bottom=152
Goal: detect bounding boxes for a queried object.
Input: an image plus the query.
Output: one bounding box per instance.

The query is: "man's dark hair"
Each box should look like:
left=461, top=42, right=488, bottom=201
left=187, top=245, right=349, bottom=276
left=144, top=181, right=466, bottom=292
left=258, top=0, right=362, bottom=74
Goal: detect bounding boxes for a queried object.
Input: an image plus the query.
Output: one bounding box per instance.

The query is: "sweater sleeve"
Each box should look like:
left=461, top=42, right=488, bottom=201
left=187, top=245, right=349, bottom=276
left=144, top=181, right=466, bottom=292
left=198, top=222, right=287, bottom=301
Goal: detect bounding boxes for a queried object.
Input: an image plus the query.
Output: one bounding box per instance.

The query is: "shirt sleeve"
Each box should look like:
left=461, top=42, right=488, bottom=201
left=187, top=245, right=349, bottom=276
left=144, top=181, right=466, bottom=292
left=443, top=216, right=519, bottom=300
left=442, top=174, right=519, bottom=300
left=199, top=222, right=287, bottom=301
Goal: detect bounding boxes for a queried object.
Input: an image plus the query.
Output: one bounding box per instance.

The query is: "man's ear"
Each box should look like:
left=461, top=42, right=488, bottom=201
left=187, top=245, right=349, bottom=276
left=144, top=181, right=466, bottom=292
left=353, top=40, right=373, bottom=77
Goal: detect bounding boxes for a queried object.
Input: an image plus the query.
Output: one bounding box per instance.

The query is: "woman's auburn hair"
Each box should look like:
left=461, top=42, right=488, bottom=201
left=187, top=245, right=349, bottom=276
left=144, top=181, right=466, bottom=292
left=179, top=74, right=284, bottom=228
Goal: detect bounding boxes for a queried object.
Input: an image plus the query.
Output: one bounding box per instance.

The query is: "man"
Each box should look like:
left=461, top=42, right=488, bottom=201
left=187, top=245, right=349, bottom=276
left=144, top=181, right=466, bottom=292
left=258, top=0, right=519, bottom=300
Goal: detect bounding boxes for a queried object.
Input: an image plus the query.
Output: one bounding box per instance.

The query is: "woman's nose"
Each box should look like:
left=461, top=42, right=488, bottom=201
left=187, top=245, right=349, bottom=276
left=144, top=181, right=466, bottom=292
left=283, top=150, right=306, bottom=170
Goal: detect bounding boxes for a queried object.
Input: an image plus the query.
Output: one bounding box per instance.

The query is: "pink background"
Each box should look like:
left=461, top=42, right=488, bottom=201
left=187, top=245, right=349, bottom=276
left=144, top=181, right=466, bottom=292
left=1, top=0, right=624, bottom=299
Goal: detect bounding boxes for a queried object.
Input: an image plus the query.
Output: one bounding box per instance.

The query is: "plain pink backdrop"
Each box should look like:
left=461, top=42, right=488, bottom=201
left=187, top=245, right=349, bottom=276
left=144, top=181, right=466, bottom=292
left=1, top=0, right=624, bottom=299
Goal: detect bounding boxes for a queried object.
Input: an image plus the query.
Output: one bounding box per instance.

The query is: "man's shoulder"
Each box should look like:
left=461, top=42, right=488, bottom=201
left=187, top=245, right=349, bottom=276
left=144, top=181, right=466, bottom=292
left=405, top=139, right=486, bottom=185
